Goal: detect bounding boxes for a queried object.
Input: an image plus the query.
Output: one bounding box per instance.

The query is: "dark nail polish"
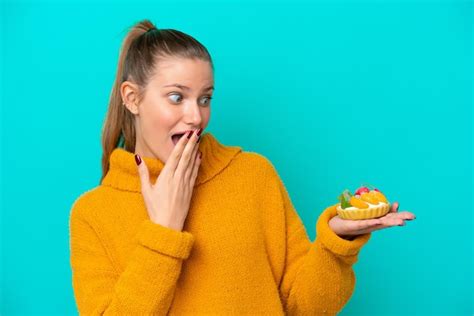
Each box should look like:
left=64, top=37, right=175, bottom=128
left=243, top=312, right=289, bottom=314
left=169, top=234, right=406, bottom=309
left=197, top=128, right=203, bottom=137
left=197, top=136, right=201, bottom=143
left=199, top=151, right=202, bottom=159
left=134, top=154, right=142, bottom=166
left=187, top=130, right=194, bottom=139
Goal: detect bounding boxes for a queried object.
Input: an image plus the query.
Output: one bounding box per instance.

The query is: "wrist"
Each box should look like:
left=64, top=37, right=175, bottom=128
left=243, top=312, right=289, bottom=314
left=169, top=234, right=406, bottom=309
left=151, top=216, right=184, bottom=232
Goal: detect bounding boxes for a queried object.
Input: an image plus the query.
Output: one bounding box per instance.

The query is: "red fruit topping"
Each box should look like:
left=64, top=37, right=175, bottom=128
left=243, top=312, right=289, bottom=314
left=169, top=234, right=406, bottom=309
left=355, top=187, right=370, bottom=195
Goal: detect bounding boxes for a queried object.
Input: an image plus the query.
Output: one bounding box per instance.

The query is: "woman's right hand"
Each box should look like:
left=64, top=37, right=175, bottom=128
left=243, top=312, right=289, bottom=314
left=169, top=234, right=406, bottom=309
left=135, top=128, right=202, bottom=231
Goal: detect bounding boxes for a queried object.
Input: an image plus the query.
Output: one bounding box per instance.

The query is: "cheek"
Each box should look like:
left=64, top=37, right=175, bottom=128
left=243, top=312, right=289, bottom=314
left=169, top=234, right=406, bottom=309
left=140, top=103, right=173, bottom=138
left=201, top=109, right=211, bottom=126
left=203, top=109, right=211, bottom=122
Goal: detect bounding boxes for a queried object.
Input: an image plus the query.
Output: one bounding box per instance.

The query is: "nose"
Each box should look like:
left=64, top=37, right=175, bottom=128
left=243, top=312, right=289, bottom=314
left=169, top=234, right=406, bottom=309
left=183, top=101, right=203, bottom=126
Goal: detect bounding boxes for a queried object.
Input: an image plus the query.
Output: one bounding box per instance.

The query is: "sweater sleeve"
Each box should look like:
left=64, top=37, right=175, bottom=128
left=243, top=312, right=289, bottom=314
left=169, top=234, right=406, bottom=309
left=69, top=208, right=195, bottom=315
left=276, top=179, right=371, bottom=315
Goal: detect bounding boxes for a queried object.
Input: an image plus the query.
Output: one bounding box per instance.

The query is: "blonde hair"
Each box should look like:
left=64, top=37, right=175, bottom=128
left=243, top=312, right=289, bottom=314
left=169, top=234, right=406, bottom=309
left=100, top=19, right=213, bottom=183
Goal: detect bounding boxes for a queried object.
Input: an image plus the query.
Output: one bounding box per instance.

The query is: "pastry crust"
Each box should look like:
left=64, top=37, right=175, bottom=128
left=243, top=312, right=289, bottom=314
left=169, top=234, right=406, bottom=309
left=336, top=202, right=390, bottom=220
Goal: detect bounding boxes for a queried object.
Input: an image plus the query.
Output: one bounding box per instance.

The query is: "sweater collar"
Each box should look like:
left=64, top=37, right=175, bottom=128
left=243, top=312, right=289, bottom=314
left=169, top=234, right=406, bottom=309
left=101, top=132, right=242, bottom=192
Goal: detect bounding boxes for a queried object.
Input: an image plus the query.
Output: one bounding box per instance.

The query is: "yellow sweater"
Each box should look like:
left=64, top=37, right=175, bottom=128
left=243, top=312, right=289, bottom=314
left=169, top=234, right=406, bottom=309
left=69, top=132, right=371, bottom=315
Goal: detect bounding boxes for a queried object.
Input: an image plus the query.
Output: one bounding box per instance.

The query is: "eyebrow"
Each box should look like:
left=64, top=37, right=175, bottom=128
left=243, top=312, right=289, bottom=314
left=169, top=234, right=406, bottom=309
left=163, top=84, right=214, bottom=92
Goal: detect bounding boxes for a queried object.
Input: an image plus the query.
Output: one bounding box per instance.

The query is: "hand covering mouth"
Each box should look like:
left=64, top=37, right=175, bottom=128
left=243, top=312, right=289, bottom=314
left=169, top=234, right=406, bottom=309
left=171, top=130, right=197, bottom=145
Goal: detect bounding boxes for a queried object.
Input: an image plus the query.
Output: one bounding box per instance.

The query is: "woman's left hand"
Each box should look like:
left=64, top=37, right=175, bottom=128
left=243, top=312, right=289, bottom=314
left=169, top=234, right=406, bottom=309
left=328, top=202, right=416, bottom=240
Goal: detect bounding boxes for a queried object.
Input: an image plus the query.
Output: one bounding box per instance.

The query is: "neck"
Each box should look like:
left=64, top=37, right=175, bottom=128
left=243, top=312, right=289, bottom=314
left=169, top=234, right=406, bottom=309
left=134, top=133, right=163, bottom=162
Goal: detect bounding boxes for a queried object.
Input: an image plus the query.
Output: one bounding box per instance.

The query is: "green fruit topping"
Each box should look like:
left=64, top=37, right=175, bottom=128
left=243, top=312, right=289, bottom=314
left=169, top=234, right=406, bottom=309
left=337, top=189, right=353, bottom=209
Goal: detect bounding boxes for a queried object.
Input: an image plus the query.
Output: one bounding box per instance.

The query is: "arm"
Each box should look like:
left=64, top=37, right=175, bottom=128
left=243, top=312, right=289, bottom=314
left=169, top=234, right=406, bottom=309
left=69, top=209, right=194, bottom=315
left=276, top=179, right=371, bottom=315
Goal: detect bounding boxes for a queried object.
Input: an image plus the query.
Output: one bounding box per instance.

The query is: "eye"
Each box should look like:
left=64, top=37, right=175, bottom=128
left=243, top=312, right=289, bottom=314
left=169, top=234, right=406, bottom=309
left=168, top=93, right=212, bottom=106
left=200, top=96, right=212, bottom=106
left=168, top=93, right=182, bottom=104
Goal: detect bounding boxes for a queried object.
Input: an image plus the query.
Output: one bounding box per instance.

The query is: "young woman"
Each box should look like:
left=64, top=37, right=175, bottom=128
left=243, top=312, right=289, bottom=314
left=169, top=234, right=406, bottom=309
left=69, top=19, right=416, bottom=315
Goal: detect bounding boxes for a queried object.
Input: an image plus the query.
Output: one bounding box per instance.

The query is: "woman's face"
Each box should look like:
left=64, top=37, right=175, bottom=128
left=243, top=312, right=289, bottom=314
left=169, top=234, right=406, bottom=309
left=121, top=57, right=213, bottom=162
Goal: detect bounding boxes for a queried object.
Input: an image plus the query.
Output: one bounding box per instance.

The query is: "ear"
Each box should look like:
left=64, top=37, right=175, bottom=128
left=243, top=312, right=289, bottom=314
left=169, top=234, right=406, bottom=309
left=120, top=80, right=140, bottom=114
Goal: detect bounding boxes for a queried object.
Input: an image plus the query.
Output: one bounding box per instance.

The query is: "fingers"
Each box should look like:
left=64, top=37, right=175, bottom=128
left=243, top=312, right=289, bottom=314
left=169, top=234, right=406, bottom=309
left=135, top=153, right=151, bottom=194
left=164, top=129, right=192, bottom=174
left=185, top=137, right=200, bottom=182
left=344, top=205, right=416, bottom=236
left=379, top=211, right=415, bottom=226
left=388, top=201, right=416, bottom=221
left=389, top=201, right=400, bottom=213
left=175, top=128, right=201, bottom=178
left=189, top=149, right=202, bottom=187
left=397, top=211, right=416, bottom=220
left=380, top=212, right=405, bottom=226
left=349, top=216, right=405, bottom=235
left=358, top=211, right=414, bottom=229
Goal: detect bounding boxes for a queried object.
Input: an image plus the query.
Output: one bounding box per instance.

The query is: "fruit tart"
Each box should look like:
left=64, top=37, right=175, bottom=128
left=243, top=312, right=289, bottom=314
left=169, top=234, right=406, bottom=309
left=336, top=184, right=391, bottom=220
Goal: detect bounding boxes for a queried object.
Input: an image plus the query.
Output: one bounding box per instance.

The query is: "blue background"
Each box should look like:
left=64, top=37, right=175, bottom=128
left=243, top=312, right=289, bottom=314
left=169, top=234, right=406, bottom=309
left=1, top=0, right=472, bottom=315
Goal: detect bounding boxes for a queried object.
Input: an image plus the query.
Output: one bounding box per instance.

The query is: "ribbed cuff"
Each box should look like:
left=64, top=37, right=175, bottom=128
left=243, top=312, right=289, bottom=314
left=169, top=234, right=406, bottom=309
left=316, top=204, right=371, bottom=257
left=134, top=219, right=195, bottom=260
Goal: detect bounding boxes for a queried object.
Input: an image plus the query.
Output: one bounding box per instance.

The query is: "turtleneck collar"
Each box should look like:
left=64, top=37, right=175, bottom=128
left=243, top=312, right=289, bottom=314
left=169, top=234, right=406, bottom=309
left=101, top=132, right=242, bottom=192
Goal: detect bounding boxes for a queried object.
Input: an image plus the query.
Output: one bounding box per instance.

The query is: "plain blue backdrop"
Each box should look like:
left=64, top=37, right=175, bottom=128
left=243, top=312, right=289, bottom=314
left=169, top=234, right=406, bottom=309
left=1, top=0, right=472, bottom=315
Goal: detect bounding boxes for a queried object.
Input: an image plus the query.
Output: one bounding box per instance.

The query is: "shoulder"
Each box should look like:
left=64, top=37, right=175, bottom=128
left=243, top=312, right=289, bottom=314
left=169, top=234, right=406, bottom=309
left=233, top=150, right=280, bottom=179
left=69, top=185, right=109, bottom=222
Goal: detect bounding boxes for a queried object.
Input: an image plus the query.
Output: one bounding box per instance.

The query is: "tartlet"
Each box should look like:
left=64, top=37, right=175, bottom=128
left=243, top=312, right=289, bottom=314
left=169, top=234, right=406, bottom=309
left=336, top=184, right=391, bottom=220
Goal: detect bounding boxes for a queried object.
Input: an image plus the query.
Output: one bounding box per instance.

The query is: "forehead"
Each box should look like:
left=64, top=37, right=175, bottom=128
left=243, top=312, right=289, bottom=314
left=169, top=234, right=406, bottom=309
left=151, top=57, right=213, bottom=86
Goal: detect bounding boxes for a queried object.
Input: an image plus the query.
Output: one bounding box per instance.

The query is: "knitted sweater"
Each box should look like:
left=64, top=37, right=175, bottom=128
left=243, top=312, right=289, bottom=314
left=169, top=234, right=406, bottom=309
left=69, top=132, right=371, bottom=315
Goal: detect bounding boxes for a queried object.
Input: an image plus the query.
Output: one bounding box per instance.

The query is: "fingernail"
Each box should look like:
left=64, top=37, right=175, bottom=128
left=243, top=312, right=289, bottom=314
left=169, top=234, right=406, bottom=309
left=197, top=128, right=203, bottom=137
left=187, top=130, right=194, bottom=139
left=197, top=136, right=201, bottom=143
left=199, top=151, right=202, bottom=159
left=396, top=204, right=400, bottom=211
left=134, top=154, right=142, bottom=166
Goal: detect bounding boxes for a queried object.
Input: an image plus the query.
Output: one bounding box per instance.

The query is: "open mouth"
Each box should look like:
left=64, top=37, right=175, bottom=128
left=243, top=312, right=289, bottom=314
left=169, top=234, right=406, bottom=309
left=171, top=133, right=186, bottom=145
